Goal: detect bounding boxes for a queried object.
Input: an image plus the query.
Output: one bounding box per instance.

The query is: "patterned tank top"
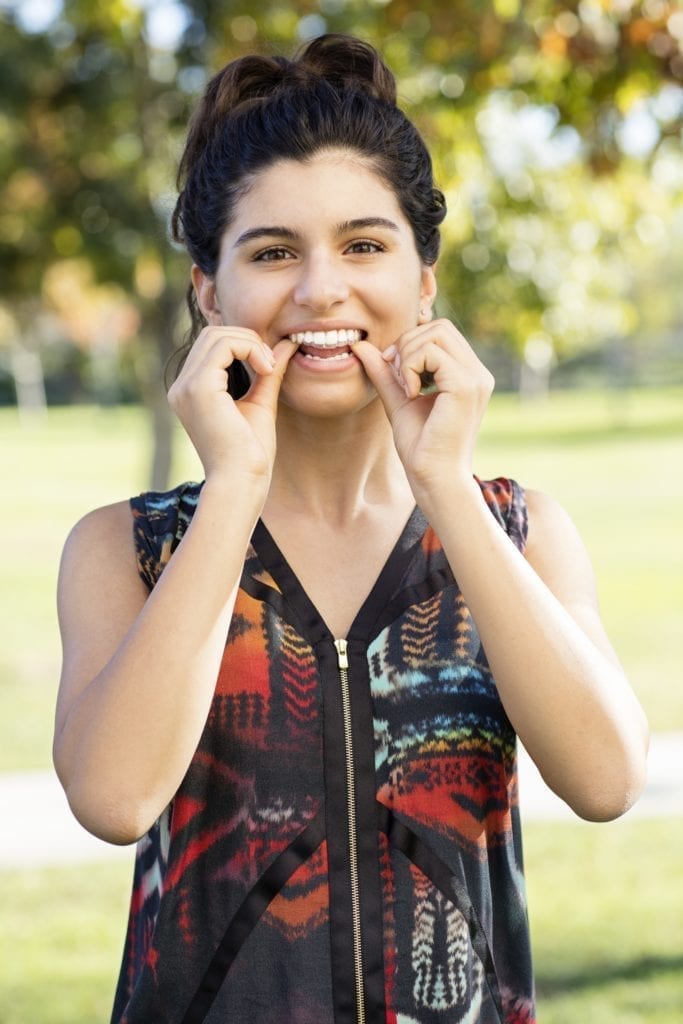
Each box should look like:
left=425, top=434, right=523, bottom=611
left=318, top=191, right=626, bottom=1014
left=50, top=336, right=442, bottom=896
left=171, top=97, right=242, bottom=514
left=112, top=477, right=535, bottom=1024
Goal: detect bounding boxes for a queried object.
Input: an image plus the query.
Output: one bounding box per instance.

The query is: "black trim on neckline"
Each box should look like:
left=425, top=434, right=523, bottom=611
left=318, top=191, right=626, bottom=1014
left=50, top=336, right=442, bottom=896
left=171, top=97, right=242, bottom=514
left=239, top=575, right=295, bottom=630
left=348, top=506, right=429, bottom=643
left=250, top=519, right=330, bottom=646
left=371, top=566, right=457, bottom=636
left=250, top=506, right=428, bottom=646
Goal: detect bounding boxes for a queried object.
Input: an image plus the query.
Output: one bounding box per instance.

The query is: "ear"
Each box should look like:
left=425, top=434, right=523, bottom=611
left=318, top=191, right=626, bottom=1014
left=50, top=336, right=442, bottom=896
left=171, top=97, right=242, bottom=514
left=191, top=265, right=223, bottom=326
left=418, top=264, right=437, bottom=323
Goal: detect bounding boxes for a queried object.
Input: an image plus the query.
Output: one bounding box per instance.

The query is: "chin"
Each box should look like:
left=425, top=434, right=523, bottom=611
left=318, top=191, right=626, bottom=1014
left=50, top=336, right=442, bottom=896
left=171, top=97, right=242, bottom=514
left=278, top=381, right=378, bottom=421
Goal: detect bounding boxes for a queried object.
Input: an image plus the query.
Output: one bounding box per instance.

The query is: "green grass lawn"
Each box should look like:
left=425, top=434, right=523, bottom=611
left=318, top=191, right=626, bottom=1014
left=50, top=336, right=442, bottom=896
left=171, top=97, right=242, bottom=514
left=1, top=817, right=681, bottom=1023
left=526, top=817, right=683, bottom=1024
left=0, top=857, right=132, bottom=1024
left=1, top=387, right=681, bottom=771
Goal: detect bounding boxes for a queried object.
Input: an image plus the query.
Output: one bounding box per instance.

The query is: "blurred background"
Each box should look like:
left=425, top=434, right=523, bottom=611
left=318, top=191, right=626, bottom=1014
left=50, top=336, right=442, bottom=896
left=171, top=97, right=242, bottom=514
left=1, top=1, right=681, bottom=1022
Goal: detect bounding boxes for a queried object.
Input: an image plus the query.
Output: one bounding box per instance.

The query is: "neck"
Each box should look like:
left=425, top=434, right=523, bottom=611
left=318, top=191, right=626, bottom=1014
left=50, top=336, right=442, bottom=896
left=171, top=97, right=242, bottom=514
left=265, top=400, right=413, bottom=527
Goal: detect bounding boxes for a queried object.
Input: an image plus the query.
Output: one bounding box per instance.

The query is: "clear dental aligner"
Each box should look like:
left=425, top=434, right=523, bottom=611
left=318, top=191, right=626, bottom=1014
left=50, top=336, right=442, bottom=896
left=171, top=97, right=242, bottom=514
left=287, top=329, right=364, bottom=347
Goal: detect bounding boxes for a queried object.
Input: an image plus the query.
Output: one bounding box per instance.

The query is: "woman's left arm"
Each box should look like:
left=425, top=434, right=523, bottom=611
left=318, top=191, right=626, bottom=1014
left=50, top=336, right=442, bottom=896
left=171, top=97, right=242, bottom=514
left=353, top=324, right=649, bottom=821
left=422, top=475, right=649, bottom=821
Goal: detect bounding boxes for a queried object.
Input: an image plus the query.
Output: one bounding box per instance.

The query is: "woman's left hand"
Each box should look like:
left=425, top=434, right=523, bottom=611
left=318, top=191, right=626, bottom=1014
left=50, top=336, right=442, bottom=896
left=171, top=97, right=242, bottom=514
left=352, top=319, right=494, bottom=498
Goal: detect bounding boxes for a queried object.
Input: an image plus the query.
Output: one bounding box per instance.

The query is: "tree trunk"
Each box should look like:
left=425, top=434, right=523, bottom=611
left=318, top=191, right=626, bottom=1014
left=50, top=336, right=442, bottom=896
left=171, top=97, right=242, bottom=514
left=145, top=289, right=183, bottom=490
left=11, top=341, right=48, bottom=425
left=149, top=386, right=174, bottom=490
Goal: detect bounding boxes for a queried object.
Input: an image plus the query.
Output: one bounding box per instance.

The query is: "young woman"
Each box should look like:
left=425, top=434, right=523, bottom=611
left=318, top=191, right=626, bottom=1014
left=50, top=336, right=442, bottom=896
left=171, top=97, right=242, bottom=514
left=54, top=34, right=648, bottom=1024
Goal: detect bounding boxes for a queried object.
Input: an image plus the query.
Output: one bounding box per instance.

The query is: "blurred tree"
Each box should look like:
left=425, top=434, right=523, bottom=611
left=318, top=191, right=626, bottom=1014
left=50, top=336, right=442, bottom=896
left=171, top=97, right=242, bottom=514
left=1, top=0, right=681, bottom=479
left=0, top=0, right=195, bottom=479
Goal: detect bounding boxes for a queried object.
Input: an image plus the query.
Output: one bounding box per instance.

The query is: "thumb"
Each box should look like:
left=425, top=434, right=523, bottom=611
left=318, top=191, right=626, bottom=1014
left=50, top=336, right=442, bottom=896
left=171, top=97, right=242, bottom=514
left=245, top=340, right=298, bottom=415
left=352, top=339, right=409, bottom=421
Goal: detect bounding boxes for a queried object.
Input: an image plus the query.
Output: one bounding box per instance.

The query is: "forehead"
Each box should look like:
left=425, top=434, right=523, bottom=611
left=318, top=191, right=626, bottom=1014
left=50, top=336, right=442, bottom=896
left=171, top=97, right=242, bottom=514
left=228, top=149, right=411, bottom=235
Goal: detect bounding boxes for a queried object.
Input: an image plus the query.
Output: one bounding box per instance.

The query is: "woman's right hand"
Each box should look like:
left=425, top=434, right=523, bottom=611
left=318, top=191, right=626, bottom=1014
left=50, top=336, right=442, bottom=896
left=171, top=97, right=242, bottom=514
left=167, top=326, right=297, bottom=485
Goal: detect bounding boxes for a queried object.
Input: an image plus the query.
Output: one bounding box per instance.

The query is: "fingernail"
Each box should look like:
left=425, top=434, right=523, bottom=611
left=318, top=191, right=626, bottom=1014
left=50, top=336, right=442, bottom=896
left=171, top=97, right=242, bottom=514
left=383, top=344, right=397, bottom=361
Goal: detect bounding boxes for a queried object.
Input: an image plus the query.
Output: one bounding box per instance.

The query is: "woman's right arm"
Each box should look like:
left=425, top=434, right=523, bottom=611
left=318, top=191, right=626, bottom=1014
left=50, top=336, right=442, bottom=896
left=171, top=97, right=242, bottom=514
left=54, top=479, right=264, bottom=845
left=54, top=331, right=295, bottom=844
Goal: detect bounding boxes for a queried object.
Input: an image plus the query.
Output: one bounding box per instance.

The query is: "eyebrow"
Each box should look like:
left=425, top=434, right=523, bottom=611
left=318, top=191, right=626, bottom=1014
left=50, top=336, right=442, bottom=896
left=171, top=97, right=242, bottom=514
left=338, top=217, right=401, bottom=234
left=233, top=217, right=401, bottom=248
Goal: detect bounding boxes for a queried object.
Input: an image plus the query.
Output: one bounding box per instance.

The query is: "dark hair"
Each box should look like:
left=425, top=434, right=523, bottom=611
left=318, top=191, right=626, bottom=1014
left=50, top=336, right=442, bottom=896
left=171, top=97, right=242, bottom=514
left=171, top=33, right=446, bottom=397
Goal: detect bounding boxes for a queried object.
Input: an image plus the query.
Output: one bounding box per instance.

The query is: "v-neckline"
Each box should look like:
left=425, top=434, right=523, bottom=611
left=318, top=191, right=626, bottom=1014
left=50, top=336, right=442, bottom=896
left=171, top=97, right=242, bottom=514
left=250, top=505, right=428, bottom=646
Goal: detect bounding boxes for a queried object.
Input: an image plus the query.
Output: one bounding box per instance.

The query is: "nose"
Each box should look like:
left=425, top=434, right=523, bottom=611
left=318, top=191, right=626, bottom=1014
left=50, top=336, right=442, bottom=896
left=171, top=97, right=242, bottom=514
left=292, top=251, right=349, bottom=311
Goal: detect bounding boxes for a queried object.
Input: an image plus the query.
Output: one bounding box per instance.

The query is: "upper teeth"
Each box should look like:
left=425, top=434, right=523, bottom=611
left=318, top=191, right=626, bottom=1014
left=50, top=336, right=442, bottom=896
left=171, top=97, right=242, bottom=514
left=288, top=329, right=362, bottom=347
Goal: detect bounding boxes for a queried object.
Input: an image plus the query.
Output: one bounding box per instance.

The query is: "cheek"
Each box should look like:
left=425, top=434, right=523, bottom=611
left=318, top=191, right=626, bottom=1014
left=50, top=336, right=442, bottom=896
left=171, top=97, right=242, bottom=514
left=215, top=275, right=264, bottom=326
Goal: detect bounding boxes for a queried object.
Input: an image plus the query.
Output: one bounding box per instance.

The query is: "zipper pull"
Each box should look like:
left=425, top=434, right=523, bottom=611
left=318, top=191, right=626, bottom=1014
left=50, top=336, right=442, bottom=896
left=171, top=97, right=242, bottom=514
left=334, top=638, right=349, bottom=669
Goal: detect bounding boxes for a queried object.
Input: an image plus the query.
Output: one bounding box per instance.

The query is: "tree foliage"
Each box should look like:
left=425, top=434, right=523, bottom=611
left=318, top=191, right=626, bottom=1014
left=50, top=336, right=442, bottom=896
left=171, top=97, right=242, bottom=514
left=1, top=0, right=681, bottom=465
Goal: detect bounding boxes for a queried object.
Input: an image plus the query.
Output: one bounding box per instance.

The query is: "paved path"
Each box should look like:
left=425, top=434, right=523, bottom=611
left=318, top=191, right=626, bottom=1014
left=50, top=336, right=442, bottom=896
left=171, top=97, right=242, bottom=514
left=1, top=734, right=681, bottom=869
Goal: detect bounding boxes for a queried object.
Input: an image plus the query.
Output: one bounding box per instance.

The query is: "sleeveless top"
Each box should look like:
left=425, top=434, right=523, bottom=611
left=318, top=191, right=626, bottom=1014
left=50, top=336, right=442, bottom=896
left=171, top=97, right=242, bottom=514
left=112, top=477, right=535, bottom=1024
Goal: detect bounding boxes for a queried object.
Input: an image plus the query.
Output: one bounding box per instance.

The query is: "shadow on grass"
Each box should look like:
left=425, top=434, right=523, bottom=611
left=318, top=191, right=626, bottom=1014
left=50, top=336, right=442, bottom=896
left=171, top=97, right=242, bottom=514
left=536, top=954, right=683, bottom=996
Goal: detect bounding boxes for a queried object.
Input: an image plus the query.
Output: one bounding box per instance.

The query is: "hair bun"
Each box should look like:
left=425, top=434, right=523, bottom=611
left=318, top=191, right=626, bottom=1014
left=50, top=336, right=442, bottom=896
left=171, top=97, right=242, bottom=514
left=180, top=35, right=397, bottom=188
left=184, top=54, right=290, bottom=159
left=295, top=33, right=396, bottom=105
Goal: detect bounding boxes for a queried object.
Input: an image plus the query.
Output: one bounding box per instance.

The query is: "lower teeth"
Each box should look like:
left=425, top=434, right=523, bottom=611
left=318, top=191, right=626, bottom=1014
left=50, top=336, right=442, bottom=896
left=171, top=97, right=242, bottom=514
left=303, top=352, right=350, bottom=361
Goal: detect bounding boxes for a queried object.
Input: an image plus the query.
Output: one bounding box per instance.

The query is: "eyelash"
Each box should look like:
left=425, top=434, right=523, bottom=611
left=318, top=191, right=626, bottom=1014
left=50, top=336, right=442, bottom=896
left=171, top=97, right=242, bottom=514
left=346, top=239, right=386, bottom=254
left=252, top=246, right=294, bottom=262
left=252, top=239, right=387, bottom=262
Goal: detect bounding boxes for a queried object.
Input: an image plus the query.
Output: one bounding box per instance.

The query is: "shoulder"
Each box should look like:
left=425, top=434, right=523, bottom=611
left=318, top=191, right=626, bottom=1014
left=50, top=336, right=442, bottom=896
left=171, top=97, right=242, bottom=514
left=59, top=500, right=140, bottom=601
left=57, top=500, right=149, bottom=653
left=62, top=500, right=134, bottom=563
left=61, top=482, right=203, bottom=590
left=524, top=488, right=587, bottom=559
left=523, top=487, right=599, bottom=603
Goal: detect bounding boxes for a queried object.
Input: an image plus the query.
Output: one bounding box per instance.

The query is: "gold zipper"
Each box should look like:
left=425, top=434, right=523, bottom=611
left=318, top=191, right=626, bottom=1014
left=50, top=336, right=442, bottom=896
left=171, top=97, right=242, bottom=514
left=334, top=638, right=365, bottom=1024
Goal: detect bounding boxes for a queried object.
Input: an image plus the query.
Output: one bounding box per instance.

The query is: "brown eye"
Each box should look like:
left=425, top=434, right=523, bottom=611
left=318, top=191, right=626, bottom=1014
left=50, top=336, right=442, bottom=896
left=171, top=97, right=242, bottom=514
left=346, top=240, right=385, bottom=254
left=253, top=246, right=295, bottom=262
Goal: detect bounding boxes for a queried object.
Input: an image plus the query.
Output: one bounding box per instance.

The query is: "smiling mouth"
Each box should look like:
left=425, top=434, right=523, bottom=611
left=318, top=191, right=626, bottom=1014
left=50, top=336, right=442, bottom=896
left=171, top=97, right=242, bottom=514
left=285, top=328, right=366, bottom=360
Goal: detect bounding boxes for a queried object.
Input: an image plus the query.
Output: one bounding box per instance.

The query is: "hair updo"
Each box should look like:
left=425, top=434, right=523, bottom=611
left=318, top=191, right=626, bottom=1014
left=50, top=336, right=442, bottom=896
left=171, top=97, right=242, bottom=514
left=171, top=33, right=447, bottom=397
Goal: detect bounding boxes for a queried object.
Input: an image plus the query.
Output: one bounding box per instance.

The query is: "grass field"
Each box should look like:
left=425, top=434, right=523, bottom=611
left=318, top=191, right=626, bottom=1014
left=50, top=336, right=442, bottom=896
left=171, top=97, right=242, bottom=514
left=1, top=389, right=682, bottom=1021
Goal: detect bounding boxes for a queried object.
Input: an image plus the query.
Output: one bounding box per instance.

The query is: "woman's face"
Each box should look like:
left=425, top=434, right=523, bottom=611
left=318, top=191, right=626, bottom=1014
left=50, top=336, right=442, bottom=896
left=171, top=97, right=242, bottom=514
left=193, top=148, right=437, bottom=417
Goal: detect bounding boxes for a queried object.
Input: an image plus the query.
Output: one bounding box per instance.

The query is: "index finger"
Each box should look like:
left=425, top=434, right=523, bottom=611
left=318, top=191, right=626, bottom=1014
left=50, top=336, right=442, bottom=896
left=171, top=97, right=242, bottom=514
left=181, top=326, right=272, bottom=377
left=350, top=339, right=410, bottom=420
